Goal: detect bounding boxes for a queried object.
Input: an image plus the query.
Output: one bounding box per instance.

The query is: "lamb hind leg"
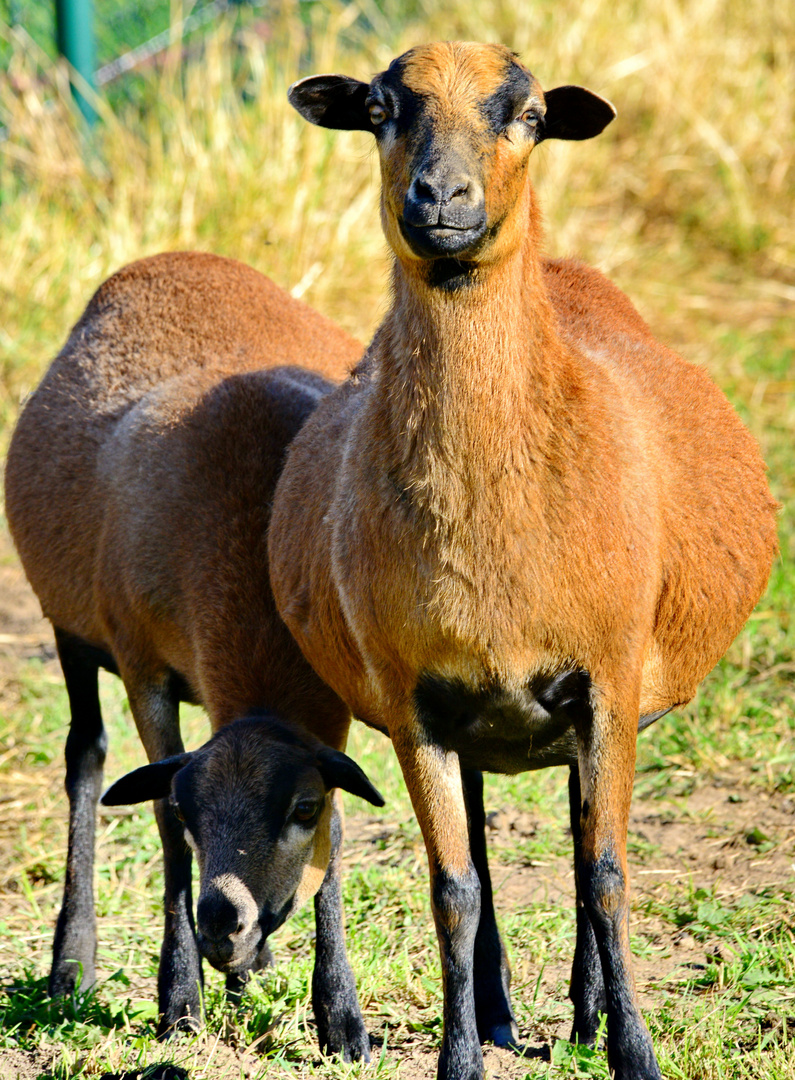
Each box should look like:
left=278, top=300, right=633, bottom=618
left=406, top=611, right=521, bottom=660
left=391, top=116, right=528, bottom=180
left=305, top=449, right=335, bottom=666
left=461, top=768, right=519, bottom=1047
left=567, top=764, right=606, bottom=1045
left=50, top=628, right=107, bottom=998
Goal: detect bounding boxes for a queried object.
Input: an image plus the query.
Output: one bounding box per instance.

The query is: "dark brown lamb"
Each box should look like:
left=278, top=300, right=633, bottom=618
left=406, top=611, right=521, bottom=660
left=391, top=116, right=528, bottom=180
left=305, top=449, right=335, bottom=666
left=5, top=251, right=383, bottom=1060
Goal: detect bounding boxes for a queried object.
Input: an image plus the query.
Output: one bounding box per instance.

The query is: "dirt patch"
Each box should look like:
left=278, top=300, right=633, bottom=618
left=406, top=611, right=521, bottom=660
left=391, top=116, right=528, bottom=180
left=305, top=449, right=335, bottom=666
left=342, top=772, right=795, bottom=1079
left=0, top=525, right=56, bottom=691
left=0, top=1046, right=58, bottom=1080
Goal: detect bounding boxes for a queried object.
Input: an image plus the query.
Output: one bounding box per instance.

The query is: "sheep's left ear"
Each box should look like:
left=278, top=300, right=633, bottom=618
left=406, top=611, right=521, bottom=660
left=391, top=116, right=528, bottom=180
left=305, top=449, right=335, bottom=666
left=288, top=75, right=373, bottom=132
left=101, top=752, right=193, bottom=805
left=316, top=746, right=385, bottom=807
left=541, top=86, right=616, bottom=141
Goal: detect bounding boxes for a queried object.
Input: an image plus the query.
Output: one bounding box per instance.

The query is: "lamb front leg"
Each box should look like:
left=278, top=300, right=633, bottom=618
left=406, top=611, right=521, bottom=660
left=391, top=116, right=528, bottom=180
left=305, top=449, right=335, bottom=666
left=50, top=629, right=107, bottom=998
left=124, top=671, right=203, bottom=1037
left=311, top=791, right=371, bottom=1062
left=567, top=763, right=607, bottom=1045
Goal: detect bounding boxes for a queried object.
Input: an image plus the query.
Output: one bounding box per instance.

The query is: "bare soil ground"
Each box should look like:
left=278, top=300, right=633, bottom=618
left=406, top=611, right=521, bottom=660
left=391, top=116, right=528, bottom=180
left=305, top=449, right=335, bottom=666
left=0, top=521, right=793, bottom=1079
left=347, top=787, right=795, bottom=1079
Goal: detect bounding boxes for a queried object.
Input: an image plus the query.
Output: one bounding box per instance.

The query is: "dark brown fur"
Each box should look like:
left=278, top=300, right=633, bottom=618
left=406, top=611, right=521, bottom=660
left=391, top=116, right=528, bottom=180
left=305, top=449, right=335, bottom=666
left=271, top=42, right=778, bottom=1080
left=4, top=252, right=381, bottom=1057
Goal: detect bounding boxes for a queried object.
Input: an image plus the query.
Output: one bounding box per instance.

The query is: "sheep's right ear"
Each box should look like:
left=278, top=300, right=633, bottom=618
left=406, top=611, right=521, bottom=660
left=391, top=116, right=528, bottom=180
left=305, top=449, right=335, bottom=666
left=541, top=85, right=616, bottom=141
left=316, top=746, right=385, bottom=807
left=288, top=75, right=373, bottom=132
left=101, top=752, right=193, bottom=806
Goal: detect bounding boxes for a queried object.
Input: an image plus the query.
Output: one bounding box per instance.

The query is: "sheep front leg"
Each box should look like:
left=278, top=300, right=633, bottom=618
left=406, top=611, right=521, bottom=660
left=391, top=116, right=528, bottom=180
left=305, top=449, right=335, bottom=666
left=393, top=725, right=483, bottom=1080
left=567, top=764, right=606, bottom=1045
left=575, top=695, right=661, bottom=1080
left=312, top=791, right=371, bottom=1062
left=50, top=629, right=107, bottom=998
left=461, top=768, right=518, bottom=1046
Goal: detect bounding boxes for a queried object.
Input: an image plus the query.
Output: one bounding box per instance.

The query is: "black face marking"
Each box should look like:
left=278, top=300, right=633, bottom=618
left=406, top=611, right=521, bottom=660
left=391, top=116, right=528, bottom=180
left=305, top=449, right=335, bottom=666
left=370, top=61, right=422, bottom=136
left=170, top=714, right=327, bottom=849
left=407, top=212, right=505, bottom=273
left=480, top=63, right=535, bottom=133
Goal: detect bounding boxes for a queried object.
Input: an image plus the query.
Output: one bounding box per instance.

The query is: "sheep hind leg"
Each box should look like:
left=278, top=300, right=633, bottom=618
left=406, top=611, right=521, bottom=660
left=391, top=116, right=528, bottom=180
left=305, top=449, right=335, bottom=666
left=461, top=768, right=519, bottom=1047
left=567, top=764, right=606, bottom=1046
left=50, top=628, right=108, bottom=999
left=575, top=696, right=661, bottom=1080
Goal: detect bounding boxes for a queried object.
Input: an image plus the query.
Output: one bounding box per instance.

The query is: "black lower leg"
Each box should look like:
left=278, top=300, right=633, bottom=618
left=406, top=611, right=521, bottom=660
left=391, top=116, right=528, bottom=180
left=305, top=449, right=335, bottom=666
left=461, top=768, right=518, bottom=1046
left=568, top=765, right=606, bottom=1045
left=578, top=848, right=661, bottom=1080
left=122, top=674, right=203, bottom=1038
left=155, top=795, right=202, bottom=1037
left=50, top=629, right=107, bottom=998
left=312, top=800, right=370, bottom=1062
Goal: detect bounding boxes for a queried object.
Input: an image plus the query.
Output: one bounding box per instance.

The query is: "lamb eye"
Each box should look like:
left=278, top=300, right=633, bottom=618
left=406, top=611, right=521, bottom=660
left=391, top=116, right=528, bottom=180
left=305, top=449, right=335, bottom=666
left=518, top=110, right=539, bottom=130
left=293, top=799, right=320, bottom=824
left=368, top=103, right=389, bottom=126
left=170, top=800, right=185, bottom=823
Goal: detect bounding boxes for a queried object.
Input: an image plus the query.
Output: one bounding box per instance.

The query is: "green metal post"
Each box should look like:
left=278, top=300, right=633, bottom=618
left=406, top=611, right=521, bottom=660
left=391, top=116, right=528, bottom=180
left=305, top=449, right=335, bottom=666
left=54, top=0, right=97, bottom=124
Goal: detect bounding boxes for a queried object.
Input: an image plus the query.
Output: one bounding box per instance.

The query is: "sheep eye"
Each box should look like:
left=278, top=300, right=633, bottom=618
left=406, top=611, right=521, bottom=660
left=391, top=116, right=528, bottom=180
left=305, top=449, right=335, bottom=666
left=293, top=799, right=320, bottom=824
left=368, top=103, right=389, bottom=126
left=170, top=799, right=185, bottom=823
left=517, top=110, right=539, bottom=130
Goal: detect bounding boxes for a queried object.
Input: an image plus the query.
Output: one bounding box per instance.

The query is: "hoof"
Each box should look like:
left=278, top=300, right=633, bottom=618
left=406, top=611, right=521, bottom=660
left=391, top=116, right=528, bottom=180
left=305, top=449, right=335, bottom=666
left=485, top=1020, right=520, bottom=1048
left=156, top=1009, right=202, bottom=1040
left=49, top=961, right=95, bottom=999
left=322, top=1017, right=371, bottom=1063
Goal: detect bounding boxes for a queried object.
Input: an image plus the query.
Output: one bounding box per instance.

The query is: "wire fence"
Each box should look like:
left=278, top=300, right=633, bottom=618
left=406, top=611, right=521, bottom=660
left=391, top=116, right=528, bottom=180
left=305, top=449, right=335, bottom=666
left=96, top=0, right=267, bottom=86
left=0, top=0, right=271, bottom=141
left=2, top=0, right=272, bottom=89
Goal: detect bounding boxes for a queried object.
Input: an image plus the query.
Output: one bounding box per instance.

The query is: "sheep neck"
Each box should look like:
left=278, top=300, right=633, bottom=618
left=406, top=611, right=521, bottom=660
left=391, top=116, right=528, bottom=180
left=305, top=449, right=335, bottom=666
left=375, top=227, right=564, bottom=528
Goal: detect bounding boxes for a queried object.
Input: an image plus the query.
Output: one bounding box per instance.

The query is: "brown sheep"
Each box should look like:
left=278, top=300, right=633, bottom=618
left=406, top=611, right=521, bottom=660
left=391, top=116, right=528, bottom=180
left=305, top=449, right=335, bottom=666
left=268, top=42, right=779, bottom=1080
left=4, top=251, right=384, bottom=1060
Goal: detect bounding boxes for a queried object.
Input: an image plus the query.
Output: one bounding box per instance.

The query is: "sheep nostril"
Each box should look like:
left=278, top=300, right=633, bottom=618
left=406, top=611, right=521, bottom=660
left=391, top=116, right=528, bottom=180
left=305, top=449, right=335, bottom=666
left=235, top=921, right=244, bottom=936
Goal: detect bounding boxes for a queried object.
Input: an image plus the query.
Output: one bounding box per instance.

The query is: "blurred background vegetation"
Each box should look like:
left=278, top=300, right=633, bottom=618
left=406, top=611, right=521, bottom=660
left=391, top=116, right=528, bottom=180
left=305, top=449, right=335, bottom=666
left=1, top=0, right=793, bottom=436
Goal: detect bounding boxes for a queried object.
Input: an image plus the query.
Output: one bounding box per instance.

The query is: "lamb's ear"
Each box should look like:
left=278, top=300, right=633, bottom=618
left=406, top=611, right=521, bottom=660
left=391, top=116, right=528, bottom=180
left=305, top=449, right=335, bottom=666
left=316, top=746, right=385, bottom=807
left=288, top=75, right=373, bottom=131
left=101, top=752, right=193, bottom=805
left=541, top=85, right=616, bottom=141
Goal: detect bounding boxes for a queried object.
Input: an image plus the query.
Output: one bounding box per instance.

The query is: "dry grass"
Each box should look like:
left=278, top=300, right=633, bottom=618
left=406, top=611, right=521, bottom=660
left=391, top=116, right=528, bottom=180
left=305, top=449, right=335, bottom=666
left=1, top=0, right=793, bottom=424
